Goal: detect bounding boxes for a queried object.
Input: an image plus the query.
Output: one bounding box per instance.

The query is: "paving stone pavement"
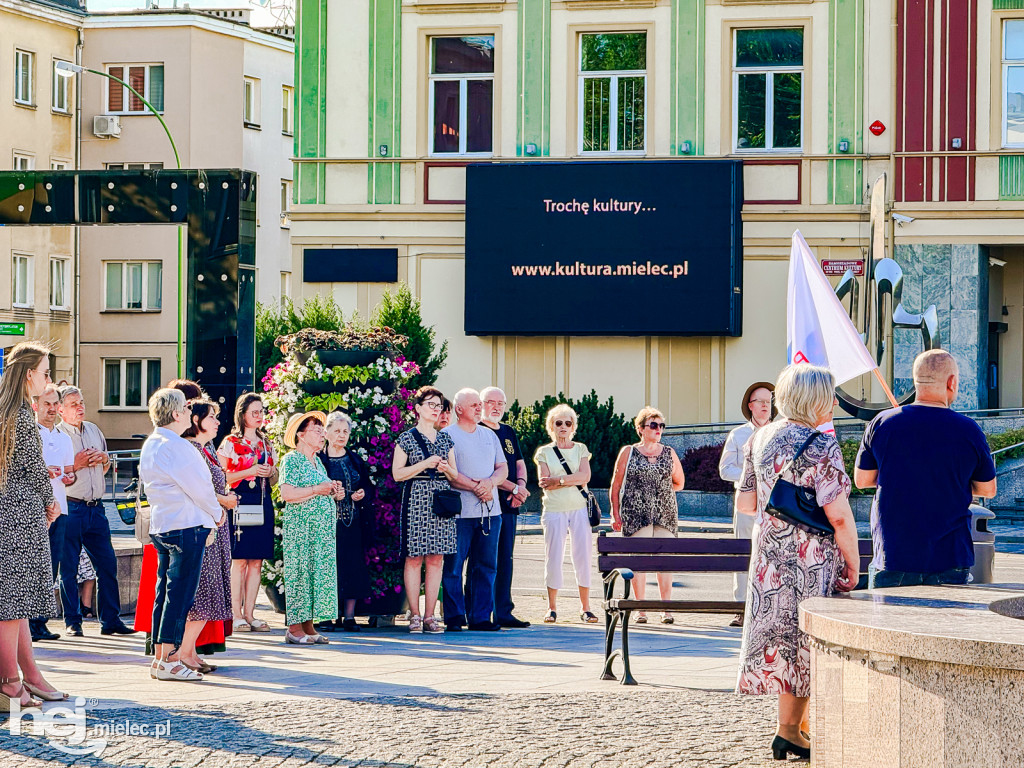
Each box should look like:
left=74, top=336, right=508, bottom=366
left=1, top=691, right=779, bottom=768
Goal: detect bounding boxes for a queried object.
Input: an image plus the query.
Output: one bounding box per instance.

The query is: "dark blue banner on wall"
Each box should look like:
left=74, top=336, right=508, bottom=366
left=464, top=160, right=743, bottom=336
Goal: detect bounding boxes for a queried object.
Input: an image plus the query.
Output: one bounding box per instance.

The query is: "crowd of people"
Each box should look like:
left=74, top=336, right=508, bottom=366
left=0, top=338, right=1000, bottom=765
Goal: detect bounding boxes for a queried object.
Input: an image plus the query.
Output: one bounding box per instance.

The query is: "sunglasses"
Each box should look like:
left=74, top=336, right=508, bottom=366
left=554, top=420, right=574, bottom=428
left=645, top=421, right=666, bottom=430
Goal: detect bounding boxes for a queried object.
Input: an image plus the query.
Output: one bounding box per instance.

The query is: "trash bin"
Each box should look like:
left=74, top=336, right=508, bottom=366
left=970, top=505, right=995, bottom=584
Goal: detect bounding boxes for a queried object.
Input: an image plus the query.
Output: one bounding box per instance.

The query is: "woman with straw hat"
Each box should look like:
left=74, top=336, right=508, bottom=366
left=278, top=411, right=343, bottom=645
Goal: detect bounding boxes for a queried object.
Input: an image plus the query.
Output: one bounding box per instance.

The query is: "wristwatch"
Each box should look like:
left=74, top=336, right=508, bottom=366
left=511, top=485, right=521, bottom=497
left=559, top=477, right=565, bottom=487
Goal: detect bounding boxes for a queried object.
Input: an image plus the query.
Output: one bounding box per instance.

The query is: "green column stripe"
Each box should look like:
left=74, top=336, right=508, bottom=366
left=517, top=0, right=551, bottom=156
left=670, top=0, right=704, bottom=156
left=1000, top=155, right=1024, bottom=200
left=368, top=0, right=401, bottom=204
left=827, top=0, right=863, bottom=204
left=994, top=1, right=1024, bottom=10
left=296, top=0, right=327, bottom=204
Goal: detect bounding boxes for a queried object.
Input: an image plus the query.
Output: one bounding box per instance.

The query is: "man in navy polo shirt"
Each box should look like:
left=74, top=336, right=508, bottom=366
left=854, top=350, right=997, bottom=588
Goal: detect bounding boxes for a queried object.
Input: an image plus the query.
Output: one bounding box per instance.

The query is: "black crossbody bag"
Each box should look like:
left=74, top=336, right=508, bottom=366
left=409, top=429, right=461, bottom=519
left=551, top=446, right=602, bottom=528
left=765, top=432, right=835, bottom=536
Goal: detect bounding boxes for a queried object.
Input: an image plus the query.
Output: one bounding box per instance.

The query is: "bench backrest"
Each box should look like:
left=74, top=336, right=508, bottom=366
left=597, top=534, right=873, bottom=576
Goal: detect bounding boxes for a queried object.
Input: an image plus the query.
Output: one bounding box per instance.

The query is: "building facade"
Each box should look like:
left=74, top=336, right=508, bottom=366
left=78, top=8, right=293, bottom=442
left=289, top=0, right=1024, bottom=423
left=0, top=0, right=84, bottom=380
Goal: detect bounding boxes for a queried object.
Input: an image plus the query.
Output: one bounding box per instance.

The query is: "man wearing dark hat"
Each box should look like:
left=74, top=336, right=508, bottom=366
left=719, top=381, right=776, bottom=626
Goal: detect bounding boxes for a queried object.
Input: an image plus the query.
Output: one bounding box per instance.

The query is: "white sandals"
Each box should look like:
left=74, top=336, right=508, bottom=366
left=284, top=632, right=315, bottom=645
left=155, top=660, right=204, bottom=682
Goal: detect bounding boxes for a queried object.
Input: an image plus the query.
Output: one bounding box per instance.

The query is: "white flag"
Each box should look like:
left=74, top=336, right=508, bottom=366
left=787, top=230, right=876, bottom=385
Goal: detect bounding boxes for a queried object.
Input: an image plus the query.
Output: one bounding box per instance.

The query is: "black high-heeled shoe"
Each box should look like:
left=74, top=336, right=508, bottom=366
left=771, top=735, right=810, bottom=761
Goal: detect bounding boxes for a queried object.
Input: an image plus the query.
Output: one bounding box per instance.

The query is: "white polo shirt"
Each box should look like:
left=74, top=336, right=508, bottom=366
left=39, top=423, right=75, bottom=515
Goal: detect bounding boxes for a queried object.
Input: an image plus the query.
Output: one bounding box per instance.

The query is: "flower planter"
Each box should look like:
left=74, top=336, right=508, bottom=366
left=264, top=583, right=286, bottom=614
left=356, top=587, right=407, bottom=618
left=317, top=349, right=395, bottom=368
left=300, top=379, right=337, bottom=395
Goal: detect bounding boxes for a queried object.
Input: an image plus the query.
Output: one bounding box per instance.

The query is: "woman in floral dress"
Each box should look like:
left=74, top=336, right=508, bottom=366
left=735, top=364, right=860, bottom=762
left=218, top=393, right=278, bottom=633
left=278, top=411, right=343, bottom=645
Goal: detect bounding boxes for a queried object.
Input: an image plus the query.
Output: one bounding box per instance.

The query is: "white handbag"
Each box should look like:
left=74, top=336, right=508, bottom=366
left=234, top=459, right=266, bottom=531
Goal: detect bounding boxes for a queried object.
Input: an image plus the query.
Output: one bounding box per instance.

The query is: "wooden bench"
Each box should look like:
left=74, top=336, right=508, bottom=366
left=597, top=532, right=874, bottom=685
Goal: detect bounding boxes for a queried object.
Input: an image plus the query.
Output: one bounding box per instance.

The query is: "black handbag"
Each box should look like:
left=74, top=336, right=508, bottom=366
left=765, top=432, right=835, bottom=536
left=551, top=446, right=602, bottom=528
left=409, top=429, right=462, bottom=519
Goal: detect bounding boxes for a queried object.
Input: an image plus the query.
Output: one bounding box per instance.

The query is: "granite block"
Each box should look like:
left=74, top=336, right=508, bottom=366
left=951, top=272, right=980, bottom=311
left=811, top=645, right=845, bottom=768
left=996, top=669, right=1024, bottom=767
left=894, top=244, right=922, bottom=279
left=900, top=659, right=947, bottom=768
left=943, top=664, right=1004, bottom=768
left=920, top=244, right=951, bottom=275
left=864, top=661, right=901, bottom=768
left=951, top=243, right=980, bottom=279
left=894, top=377, right=914, bottom=398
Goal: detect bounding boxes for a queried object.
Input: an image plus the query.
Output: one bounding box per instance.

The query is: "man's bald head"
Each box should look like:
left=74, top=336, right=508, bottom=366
left=913, top=350, right=959, bottom=404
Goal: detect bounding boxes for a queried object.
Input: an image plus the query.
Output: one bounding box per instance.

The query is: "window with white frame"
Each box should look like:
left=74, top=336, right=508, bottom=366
left=244, top=77, right=261, bottom=127
left=50, top=257, right=69, bottom=310
left=50, top=160, right=69, bottom=170
left=13, top=152, right=34, bottom=170
left=106, top=64, right=164, bottom=114
left=103, top=358, right=161, bottom=409
left=52, top=59, right=69, bottom=113
left=15, top=50, right=34, bottom=106
left=579, top=33, right=647, bottom=154
left=280, top=271, right=291, bottom=309
left=13, top=253, right=33, bottom=308
left=429, top=36, right=494, bottom=155
left=282, top=85, right=293, bottom=134
left=105, top=162, right=164, bottom=170
left=104, top=261, right=162, bottom=311
left=733, top=28, right=804, bottom=152
left=1004, top=19, right=1024, bottom=147
left=280, top=179, right=292, bottom=225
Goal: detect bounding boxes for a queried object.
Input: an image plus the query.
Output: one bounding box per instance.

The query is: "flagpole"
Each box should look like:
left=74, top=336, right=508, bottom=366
left=872, top=368, right=900, bottom=409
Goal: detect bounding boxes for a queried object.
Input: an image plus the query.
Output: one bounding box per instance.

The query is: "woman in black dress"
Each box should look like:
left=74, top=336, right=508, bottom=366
left=317, top=411, right=374, bottom=632
left=217, top=393, right=278, bottom=633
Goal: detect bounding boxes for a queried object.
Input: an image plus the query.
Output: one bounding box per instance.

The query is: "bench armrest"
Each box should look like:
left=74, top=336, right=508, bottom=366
left=602, top=567, right=635, bottom=602
left=603, top=567, right=635, bottom=584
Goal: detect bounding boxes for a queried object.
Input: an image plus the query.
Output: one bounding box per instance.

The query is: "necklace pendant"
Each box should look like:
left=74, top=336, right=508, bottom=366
left=248, top=480, right=257, bottom=490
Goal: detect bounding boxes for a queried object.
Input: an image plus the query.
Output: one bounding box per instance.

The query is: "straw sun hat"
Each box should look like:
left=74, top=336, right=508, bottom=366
left=283, top=411, right=327, bottom=449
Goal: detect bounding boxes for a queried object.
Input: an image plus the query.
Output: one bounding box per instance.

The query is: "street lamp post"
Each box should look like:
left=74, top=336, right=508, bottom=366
left=56, top=60, right=187, bottom=377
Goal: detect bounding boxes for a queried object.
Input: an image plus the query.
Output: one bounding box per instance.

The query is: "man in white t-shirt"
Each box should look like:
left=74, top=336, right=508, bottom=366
left=442, top=388, right=508, bottom=632
left=30, top=384, right=76, bottom=642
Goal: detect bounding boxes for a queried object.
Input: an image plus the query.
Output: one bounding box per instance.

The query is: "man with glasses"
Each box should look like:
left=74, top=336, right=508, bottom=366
left=442, top=388, right=508, bottom=632
left=719, top=381, right=776, bottom=626
left=56, top=386, right=137, bottom=638
left=479, top=386, right=531, bottom=628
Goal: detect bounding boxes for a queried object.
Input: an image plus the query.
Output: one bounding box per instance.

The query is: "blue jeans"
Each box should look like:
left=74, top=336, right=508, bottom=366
left=443, top=515, right=502, bottom=625
left=30, top=515, right=67, bottom=631
left=60, top=500, right=122, bottom=628
left=868, top=564, right=971, bottom=589
left=493, top=512, right=518, bottom=621
left=150, top=526, right=208, bottom=649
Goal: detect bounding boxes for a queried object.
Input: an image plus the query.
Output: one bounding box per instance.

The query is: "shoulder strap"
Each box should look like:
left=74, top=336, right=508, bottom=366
left=780, top=431, right=820, bottom=476
left=552, top=445, right=590, bottom=492
left=409, top=429, right=438, bottom=479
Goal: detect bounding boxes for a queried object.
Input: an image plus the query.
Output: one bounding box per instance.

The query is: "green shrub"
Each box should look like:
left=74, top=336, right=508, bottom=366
left=256, top=294, right=348, bottom=378
left=988, top=428, right=1024, bottom=465
left=373, top=283, right=448, bottom=388
left=507, top=391, right=635, bottom=487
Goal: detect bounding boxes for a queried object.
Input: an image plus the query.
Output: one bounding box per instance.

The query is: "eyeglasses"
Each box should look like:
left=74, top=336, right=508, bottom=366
left=749, top=398, right=773, bottom=406
left=554, top=420, right=574, bottom=427
left=645, top=422, right=666, bottom=430
left=422, top=401, right=442, bottom=411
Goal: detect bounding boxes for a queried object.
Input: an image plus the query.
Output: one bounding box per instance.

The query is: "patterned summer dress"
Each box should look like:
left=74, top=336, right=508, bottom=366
left=736, top=420, right=849, bottom=697
left=187, top=442, right=234, bottom=623
left=279, top=450, right=338, bottom=625
left=619, top=446, right=679, bottom=536
left=217, top=434, right=276, bottom=560
left=0, top=403, right=57, bottom=621
left=397, top=429, right=457, bottom=558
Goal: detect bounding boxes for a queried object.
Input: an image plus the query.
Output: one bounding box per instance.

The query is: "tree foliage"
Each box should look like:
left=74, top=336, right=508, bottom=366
left=372, top=283, right=448, bottom=389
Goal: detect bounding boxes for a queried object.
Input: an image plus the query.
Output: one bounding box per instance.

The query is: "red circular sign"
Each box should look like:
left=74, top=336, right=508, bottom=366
left=869, top=120, right=886, bottom=136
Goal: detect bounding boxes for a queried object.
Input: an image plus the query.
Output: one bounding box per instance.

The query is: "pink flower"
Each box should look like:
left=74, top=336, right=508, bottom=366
left=394, top=585, right=402, bottom=593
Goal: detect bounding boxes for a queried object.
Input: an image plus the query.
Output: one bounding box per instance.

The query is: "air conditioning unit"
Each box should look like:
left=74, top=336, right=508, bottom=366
left=93, top=115, right=122, bottom=138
